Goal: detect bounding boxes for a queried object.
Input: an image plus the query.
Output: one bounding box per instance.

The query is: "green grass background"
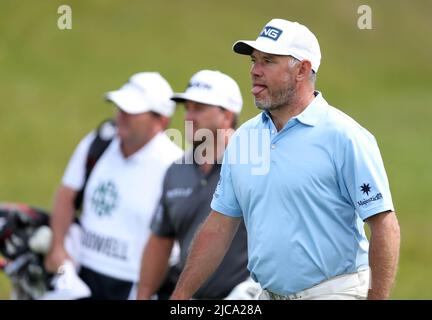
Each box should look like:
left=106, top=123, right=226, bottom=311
left=0, top=0, right=431, bottom=299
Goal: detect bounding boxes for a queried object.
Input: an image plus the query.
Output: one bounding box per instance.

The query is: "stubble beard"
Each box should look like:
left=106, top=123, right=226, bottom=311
left=255, top=83, right=297, bottom=112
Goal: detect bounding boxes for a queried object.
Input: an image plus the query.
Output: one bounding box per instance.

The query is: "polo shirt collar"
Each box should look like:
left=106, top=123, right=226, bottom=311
left=295, top=91, right=327, bottom=126
left=261, top=91, right=327, bottom=127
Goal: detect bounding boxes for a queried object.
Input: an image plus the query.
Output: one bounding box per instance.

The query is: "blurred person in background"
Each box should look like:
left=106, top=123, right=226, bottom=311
left=137, top=70, right=253, bottom=300
left=45, top=72, right=183, bottom=299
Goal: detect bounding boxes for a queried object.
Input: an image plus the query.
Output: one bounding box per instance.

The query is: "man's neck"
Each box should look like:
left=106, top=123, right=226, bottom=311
left=199, top=162, right=214, bottom=175
left=195, top=145, right=223, bottom=174
left=269, top=91, right=315, bottom=131
left=195, top=128, right=233, bottom=174
left=120, top=132, right=159, bottom=158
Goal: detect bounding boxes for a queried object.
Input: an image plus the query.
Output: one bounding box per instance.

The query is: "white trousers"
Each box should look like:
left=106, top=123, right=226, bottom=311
left=259, top=269, right=370, bottom=300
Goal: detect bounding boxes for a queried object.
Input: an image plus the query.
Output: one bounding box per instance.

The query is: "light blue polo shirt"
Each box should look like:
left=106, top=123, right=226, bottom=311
left=211, top=92, right=394, bottom=295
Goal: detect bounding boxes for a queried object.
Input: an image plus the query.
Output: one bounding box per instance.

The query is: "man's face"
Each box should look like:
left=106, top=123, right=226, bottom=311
left=184, top=101, right=229, bottom=147
left=250, top=50, right=298, bottom=111
left=115, top=108, right=161, bottom=145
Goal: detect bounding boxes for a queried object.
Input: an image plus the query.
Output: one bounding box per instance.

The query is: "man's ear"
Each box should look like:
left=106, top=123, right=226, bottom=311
left=296, top=60, right=313, bottom=82
left=221, top=108, right=236, bottom=128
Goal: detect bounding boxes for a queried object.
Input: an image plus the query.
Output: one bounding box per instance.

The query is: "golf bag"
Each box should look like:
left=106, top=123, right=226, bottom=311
left=0, top=202, right=87, bottom=300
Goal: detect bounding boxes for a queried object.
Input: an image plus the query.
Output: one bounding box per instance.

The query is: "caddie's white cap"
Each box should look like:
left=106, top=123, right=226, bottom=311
left=233, top=18, right=321, bottom=72
left=105, top=72, right=175, bottom=117
left=171, top=70, right=243, bottom=114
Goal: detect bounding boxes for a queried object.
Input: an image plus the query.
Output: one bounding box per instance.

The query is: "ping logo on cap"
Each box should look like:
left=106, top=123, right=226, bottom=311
left=187, top=81, right=212, bottom=90
left=259, top=26, right=282, bottom=41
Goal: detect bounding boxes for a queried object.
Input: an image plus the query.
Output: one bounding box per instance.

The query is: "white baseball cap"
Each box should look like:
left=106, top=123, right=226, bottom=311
left=105, top=72, right=175, bottom=117
left=233, top=18, right=321, bottom=72
left=171, top=70, right=243, bottom=114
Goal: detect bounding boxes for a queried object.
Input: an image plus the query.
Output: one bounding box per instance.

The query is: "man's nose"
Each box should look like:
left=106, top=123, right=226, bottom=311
left=250, top=62, right=263, bottom=78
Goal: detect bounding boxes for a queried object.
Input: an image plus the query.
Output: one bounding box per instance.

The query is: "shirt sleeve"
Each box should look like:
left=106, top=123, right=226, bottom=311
left=61, top=131, right=96, bottom=191
left=210, top=142, right=242, bottom=217
left=339, top=127, right=395, bottom=220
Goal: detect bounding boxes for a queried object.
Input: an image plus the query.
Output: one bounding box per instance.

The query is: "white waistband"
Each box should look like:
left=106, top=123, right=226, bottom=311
left=265, top=269, right=370, bottom=300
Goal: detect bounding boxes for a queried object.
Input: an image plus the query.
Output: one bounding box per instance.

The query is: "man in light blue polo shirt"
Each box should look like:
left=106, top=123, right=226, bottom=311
left=171, top=19, right=400, bottom=300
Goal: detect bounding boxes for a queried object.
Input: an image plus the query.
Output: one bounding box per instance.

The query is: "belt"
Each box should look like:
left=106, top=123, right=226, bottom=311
left=266, top=290, right=304, bottom=300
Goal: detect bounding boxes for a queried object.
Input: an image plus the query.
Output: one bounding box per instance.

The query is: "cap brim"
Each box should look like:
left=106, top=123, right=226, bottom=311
left=105, top=90, right=150, bottom=115
left=233, top=40, right=292, bottom=56
left=233, top=40, right=257, bottom=55
left=170, top=93, right=188, bottom=103
left=171, top=92, right=220, bottom=108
